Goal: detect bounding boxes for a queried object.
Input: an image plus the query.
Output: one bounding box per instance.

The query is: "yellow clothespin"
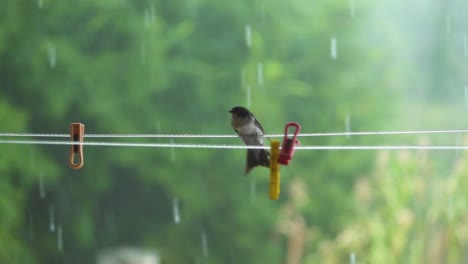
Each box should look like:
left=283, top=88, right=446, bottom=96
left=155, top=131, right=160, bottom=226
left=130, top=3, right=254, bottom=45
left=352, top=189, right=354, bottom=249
left=69, top=123, right=84, bottom=169
left=269, top=140, right=280, bottom=200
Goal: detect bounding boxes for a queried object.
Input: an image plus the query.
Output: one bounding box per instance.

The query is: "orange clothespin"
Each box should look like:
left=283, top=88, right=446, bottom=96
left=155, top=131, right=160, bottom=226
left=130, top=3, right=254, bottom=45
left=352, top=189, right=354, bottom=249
left=278, top=122, right=301, bottom=165
left=269, top=140, right=281, bottom=200
left=69, top=123, right=84, bottom=169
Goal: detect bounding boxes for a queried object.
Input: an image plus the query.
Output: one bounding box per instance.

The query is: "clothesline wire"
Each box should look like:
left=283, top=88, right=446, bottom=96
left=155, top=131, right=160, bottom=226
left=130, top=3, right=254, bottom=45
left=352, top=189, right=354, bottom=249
left=0, top=128, right=468, bottom=138
left=0, top=139, right=467, bottom=150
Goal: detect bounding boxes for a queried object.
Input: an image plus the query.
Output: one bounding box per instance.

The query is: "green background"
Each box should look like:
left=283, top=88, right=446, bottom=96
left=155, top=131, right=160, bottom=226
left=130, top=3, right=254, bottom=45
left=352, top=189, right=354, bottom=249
left=1, top=0, right=468, bottom=263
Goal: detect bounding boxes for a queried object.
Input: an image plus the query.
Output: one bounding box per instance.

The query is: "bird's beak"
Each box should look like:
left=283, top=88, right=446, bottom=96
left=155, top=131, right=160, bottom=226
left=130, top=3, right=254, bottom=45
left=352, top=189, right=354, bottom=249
left=228, top=110, right=233, bottom=113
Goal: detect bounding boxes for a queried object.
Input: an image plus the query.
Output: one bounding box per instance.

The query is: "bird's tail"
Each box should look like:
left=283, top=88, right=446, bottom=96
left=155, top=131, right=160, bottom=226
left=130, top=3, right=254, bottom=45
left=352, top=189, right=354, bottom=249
left=245, top=149, right=270, bottom=174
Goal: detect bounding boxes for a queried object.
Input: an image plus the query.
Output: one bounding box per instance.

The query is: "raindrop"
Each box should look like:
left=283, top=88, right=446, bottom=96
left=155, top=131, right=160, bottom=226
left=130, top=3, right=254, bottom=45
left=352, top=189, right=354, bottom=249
left=140, top=44, right=146, bottom=64
left=47, top=43, right=57, bottom=69
left=173, top=198, right=181, bottom=224
left=250, top=177, right=257, bottom=204
left=170, top=139, right=176, bottom=163
left=349, top=0, right=355, bottom=17
left=149, top=5, right=156, bottom=24
left=246, top=85, right=252, bottom=108
left=350, top=252, right=356, bottom=264
left=39, top=172, right=45, bottom=199
left=258, top=2, right=266, bottom=25
left=446, top=15, right=451, bottom=34
left=144, top=7, right=150, bottom=27
left=144, top=5, right=156, bottom=27
left=464, top=34, right=468, bottom=56
left=201, top=229, right=209, bottom=257
left=245, top=24, right=252, bottom=48
left=49, top=204, right=55, bottom=232
left=464, top=86, right=468, bottom=109
left=257, top=62, right=264, bottom=87
left=38, top=0, right=43, bottom=8
left=241, top=67, right=247, bottom=90
left=330, top=37, right=337, bottom=59
left=57, top=225, right=63, bottom=252
left=345, top=114, right=351, bottom=138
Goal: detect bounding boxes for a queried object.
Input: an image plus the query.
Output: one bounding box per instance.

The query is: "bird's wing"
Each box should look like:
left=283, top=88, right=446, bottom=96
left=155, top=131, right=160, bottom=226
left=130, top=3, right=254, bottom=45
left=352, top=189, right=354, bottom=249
left=232, top=127, right=240, bottom=135
left=251, top=114, right=269, bottom=141
left=253, top=118, right=265, bottom=134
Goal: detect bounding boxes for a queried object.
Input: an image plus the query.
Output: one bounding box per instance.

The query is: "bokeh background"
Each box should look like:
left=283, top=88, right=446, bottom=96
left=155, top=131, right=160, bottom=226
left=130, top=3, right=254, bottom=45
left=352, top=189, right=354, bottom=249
left=1, top=0, right=468, bottom=263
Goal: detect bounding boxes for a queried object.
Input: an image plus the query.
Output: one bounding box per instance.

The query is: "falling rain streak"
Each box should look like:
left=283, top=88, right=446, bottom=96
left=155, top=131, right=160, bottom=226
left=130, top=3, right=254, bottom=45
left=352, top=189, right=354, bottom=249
left=144, top=5, right=156, bottom=27
left=173, top=198, right=181, bottom=224
left=144, top=8, right=149, bottom=27
left=49, top=205, right=55, bottom=232
left=241, top=68, right=246, bottom=89
left=245, top=24, right=252, bottom=48
left=349, top=0, right=355, bottom=17
left=464, top=86, right=468, bottom=109
left=201, top=230, right=209, bottom=257
left=38, top=0, right=43, bottom=8
left=257, top=63, right=264, bottom=86
left=464, top=34, right=468, bottom=56
left=57, top=225, right=63, bottom=252
left=47, top=44, right=57, bottom=69
left=345, top=114, right=352, bottom=138
left=257, top=3, right=266, bottom=24
left=330, top=37, right=337, bottom=59
left=246, top=85, right=252, bottom=108
left=350, top=252, right=356, bottom=264
left=140, top=44, right=146, bottom=64
left=39, top=172, right=45, bottom=199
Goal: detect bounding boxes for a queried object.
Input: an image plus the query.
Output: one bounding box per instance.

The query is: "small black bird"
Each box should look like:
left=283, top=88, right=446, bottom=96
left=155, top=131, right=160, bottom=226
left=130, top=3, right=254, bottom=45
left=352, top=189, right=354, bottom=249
left=229, top=106, right=270, bottom=174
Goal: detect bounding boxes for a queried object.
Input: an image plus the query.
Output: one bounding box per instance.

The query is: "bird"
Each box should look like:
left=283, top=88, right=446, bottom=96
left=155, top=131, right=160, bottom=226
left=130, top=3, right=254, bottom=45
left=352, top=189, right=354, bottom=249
left=228, top=106, right=270, bottom=174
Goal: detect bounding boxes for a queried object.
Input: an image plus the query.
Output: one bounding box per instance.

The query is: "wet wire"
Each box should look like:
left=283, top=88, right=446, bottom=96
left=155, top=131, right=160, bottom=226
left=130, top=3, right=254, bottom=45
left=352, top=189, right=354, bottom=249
left=0, top=139, right=467, bottom=150
left=0, top=128, right=468, bottom=138
left=0, top=129, right=466, bottom=150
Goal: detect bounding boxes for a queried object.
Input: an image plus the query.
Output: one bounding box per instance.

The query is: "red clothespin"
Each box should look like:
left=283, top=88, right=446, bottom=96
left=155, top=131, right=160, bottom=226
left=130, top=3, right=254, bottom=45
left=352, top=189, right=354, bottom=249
left=278, top=122, right=301, bottom=165
left=69, top=123, right=84, bottom=169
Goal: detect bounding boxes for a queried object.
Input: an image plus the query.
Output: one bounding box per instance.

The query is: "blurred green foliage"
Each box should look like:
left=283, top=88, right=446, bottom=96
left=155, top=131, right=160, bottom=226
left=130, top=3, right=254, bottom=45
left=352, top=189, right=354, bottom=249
left=307, top=144, right=468, bottom=264
left=0, top=0, right=467, bottom=263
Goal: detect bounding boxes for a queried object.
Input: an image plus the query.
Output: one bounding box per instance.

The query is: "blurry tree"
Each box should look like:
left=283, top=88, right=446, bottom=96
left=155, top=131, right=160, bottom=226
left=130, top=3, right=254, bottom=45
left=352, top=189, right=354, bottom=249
left=304, top=138, right=468, bottom=263
left=0, top=0, right=396, bottom=263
